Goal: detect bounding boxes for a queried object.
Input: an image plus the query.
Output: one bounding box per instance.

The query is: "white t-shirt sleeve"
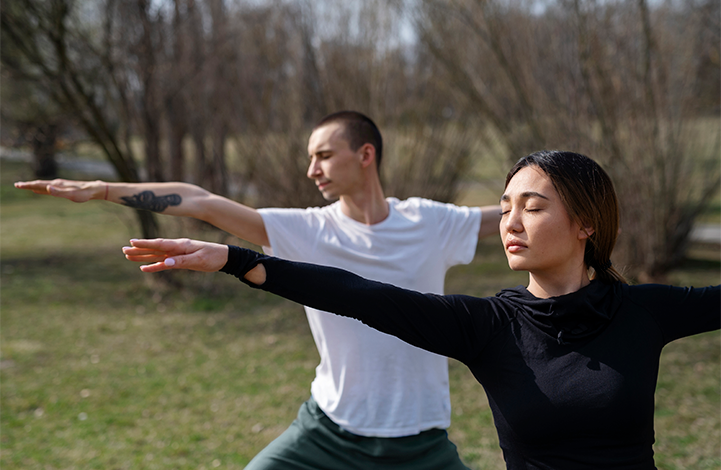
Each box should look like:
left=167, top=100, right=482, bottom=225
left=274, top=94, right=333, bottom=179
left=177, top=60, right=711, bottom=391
left=257, top=207, right=323, bottom=260
left=414, top=198, right=482, bottom=267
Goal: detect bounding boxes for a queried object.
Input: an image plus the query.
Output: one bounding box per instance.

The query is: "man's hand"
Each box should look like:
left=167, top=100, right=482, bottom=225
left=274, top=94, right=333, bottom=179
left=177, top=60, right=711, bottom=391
left=15, top=179, right=104, bottom=203
left=479, top=205, right=503, bottom=240
left=123, top=238, right=229, bottom=273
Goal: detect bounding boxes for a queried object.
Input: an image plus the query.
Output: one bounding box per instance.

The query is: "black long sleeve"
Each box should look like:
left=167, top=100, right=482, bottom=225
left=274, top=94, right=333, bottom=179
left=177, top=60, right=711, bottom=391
left=221, top=245, right=720, bottom=470
left=248, top=251, right=508, bottom=363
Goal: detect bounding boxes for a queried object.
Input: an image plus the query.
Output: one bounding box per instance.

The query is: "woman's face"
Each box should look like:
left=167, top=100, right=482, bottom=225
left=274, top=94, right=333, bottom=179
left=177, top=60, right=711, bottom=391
left=500, top=166, right=591, bottom=278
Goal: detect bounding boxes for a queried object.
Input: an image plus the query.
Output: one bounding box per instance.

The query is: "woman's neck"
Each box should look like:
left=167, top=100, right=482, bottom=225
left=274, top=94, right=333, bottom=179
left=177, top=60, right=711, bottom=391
left=526, top=270, right=591, bottom=298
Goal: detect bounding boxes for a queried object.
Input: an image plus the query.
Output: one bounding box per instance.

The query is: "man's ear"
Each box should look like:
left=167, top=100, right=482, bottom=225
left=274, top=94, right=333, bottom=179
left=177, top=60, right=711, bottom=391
left=359, top=143, right=376, bottom=169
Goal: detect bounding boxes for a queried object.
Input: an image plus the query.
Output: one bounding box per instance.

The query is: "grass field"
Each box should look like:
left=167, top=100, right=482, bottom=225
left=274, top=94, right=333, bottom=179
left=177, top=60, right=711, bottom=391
left=1, top=160, right=719, bottom=469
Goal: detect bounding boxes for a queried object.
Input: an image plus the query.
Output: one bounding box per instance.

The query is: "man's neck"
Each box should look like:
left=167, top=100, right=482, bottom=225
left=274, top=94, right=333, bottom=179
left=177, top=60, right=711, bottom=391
left=338, top=181, right=389, bottom=225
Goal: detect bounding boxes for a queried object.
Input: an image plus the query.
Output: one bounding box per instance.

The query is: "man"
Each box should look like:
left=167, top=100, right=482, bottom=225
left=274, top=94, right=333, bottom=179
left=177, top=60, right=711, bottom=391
left=16, top=111, right=501, bottom=469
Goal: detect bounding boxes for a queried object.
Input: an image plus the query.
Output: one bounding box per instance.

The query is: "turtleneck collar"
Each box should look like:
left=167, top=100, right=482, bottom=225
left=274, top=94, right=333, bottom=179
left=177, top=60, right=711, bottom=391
left=496, top=280, right=623, bottom=345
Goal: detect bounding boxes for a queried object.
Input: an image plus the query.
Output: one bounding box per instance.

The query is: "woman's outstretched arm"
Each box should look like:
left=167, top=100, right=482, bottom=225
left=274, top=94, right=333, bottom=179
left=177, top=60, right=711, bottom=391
left=123, top=238, right=503, bottom=362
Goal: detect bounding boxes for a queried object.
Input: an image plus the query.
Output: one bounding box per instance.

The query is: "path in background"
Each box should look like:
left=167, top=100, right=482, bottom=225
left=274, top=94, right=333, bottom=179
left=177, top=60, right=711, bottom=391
left=1, top=147, right=117, bottom=179
left=691, top=224, right=721, bottom=244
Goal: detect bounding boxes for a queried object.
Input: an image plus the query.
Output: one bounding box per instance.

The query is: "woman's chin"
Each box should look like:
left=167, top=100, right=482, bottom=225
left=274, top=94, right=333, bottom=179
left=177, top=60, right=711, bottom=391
left=505, top=256, right=528, bottom=272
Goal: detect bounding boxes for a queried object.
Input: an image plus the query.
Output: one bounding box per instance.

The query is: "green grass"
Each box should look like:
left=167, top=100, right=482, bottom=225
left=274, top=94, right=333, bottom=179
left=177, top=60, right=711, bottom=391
left=2, top=160, right=719, bottom=469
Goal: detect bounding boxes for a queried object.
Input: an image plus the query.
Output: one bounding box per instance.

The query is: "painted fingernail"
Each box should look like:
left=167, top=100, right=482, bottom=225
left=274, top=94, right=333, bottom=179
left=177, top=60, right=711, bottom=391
left=165, top=258, right=176, bottom=267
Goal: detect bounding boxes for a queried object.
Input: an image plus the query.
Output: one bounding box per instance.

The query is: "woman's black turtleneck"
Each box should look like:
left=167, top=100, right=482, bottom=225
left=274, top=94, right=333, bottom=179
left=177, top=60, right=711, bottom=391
left=222, top=247, right=720, bottom=470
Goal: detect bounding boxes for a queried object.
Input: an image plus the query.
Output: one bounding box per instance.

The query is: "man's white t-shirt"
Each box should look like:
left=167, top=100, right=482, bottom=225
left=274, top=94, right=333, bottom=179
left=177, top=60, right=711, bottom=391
left=258, top=197, right=482, bottom=437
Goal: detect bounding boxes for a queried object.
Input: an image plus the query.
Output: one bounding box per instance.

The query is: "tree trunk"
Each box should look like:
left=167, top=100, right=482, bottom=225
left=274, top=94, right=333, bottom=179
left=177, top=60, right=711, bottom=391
left=31, top=123, right=59, bottom=179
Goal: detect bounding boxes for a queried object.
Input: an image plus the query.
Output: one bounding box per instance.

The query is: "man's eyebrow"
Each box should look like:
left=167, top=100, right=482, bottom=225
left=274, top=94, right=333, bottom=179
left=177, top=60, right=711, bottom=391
left=309, top=150, right=332, bottom=159
left=499, top=191, right=550, bottom=203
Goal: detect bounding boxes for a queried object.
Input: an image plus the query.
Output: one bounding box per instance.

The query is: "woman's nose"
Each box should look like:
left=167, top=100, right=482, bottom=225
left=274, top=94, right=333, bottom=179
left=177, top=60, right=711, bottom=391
left=504, top=210, right=523, bottom=233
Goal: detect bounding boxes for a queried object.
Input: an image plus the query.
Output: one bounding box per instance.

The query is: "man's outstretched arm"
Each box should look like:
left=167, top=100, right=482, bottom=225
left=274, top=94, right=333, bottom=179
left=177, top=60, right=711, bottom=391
left=15, top=179, right=269, bottom=246
left=478, top=205, right=502, bottom=240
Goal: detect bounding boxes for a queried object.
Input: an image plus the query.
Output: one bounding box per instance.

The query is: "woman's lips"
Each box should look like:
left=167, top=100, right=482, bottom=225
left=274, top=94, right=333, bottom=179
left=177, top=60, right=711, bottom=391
left=505, top=240, right=527, bottom=253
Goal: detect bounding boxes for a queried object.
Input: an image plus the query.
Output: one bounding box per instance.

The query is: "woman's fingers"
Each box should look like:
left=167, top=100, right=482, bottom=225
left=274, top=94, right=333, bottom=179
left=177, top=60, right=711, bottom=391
left=124, top=254, right=167, bottom=264
left=122, top=246, right=168, bottom=257
left=123, top=243, right=177, bottom=270
left=138, top=261, right=174, bottom=273
left=122, top=246, right=168, bottom=264
left=123, top=239, right=228, bottom=273
left=129, top=238, right=194, bottom=254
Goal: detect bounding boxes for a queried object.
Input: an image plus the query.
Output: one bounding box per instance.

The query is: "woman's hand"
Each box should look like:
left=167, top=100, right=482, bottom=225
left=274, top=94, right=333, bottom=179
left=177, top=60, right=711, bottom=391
left=122, top=238, right=229, bottom=273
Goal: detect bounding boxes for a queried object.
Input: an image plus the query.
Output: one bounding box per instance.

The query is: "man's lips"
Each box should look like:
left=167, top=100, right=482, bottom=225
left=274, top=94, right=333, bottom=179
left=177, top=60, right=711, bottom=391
left=316, top=181, right=330, bottom=190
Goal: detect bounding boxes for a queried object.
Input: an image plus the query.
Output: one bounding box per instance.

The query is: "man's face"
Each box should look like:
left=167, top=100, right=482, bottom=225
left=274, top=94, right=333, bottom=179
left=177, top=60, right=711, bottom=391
left=306, top=123, right=364, bottom=200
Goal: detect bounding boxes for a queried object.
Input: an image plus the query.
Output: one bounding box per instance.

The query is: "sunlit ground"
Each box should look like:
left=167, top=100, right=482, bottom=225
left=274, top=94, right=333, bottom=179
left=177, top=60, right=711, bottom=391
left=2, top=160, right=719, bottom=469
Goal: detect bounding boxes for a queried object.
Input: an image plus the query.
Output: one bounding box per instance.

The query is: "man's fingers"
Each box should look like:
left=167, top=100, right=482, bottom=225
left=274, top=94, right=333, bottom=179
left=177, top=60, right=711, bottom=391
left=14, top=181, right=51, bottom=195
left=15, top=180, right=94, bottom=202
left=46, top=185, right=73, bottom=195
left=47, top=184, right=94, bottom=202
left=15, top=180, right=48, bottom=188
left=16, top=180, right=71, bottom=192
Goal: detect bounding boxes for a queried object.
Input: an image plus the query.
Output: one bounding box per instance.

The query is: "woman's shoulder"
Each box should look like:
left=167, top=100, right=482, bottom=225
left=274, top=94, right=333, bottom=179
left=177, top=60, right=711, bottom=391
left=623, top=283, right=720, bottom=300
left=621, top=283, right=720, bottom=341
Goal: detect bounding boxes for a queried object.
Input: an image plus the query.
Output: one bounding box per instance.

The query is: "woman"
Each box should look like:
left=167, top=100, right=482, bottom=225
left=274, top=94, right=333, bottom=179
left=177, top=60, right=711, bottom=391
left=124, top=151, right=720, bottom=469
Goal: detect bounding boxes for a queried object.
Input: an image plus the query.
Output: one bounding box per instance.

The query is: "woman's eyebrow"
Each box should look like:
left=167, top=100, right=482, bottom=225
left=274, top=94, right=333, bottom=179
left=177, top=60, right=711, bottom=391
left=500, top=191, right=550, bottom=203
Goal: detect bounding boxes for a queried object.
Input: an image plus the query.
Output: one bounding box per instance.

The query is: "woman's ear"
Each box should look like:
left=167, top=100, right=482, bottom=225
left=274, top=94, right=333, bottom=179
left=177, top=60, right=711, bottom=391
left=578, top=224, right=595, bottom=240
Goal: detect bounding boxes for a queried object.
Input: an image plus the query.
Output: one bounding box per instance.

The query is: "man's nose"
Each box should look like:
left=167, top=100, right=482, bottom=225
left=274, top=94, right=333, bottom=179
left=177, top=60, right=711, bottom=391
left=307, top=158, right=320, bottom=179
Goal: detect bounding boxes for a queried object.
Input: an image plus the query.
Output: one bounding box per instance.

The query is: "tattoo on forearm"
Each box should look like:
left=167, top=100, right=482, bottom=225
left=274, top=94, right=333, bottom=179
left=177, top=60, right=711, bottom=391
left=120, top=191, right=182, bottom=212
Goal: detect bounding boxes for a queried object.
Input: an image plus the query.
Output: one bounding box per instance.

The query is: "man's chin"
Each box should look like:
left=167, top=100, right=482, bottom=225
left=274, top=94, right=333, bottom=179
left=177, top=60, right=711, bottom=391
left=319, top=190, right=339, bottom=201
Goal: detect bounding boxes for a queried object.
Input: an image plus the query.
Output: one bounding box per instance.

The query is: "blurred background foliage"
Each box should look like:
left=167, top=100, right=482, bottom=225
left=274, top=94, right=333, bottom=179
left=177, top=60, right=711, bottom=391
left=1, top=0, right=718, bottom=280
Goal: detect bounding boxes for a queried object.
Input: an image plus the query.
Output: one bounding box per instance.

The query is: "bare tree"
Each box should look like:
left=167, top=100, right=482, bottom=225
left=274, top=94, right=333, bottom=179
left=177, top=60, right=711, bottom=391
left=20, top=0, right=714, bottom=254
left=134, top=0, right=165, bottom=181
left=164, top=0, right=191, bottom=182
left=1, top=0, right=161, bottom=238
left=0, top=68, right=63, bottom=179
left=406, top=0, right=719, bottom=279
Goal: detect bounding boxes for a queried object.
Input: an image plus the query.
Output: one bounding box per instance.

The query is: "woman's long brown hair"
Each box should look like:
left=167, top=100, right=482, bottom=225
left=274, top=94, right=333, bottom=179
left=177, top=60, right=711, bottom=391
left=506, top=151, right=627, bottom=284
